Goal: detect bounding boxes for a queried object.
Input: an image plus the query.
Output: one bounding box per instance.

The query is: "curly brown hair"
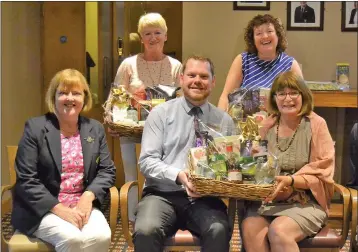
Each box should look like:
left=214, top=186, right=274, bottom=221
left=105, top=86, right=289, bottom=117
left=244, top=14, right=287, bottom=54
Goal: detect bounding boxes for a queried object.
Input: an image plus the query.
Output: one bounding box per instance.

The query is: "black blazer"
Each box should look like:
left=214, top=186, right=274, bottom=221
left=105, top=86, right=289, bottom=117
left=349, top=9, right=357, bottom=24
left=294, top=5, right=315, bottom=23
left=11, top=113, right=116, bottom=235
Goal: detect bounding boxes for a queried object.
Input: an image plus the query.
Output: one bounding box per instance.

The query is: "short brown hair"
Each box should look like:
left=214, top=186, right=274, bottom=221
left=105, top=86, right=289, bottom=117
left=45, top=69, right=92, bottom=113
left=244, top=14, right=287, bottom=54
left=181, top=55, right=215, bottom=77
left=267, top=71, right=313, bottom=116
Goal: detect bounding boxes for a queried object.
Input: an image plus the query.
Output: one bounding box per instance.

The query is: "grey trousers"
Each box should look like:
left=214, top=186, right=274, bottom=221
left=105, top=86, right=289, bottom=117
left=133, top=189, right=232, bottom=252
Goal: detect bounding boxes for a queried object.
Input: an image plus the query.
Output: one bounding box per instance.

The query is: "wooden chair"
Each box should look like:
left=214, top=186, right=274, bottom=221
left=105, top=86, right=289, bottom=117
left=120, top=144, right=236, bottom=251
left=297, top=183, right=351, bottom=252
left=236, top=184, right=351, bottom=252
left=1, top=146, right=119, bottom=252
left=348, top=187, right=357, bottom=252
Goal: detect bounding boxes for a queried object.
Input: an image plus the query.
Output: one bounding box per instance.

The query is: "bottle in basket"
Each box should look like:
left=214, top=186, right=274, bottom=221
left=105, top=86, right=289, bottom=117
left=226, top=142, right=242, bottom=183
left=126, top=105, right=138, bottom=123
left=241, top=162, right=256, bottom=184
left=207, top=142, right=227, bottom=180
left=111, top=85, right=129, bottom=123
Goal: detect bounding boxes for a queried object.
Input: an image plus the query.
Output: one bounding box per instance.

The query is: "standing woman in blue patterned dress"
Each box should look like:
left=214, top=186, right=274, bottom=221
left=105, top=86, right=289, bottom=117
left=218, top=14, right=303, bottom=111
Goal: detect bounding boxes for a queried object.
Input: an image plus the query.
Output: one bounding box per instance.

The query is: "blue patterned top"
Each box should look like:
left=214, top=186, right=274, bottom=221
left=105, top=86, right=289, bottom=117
left=241, top=52, right=294, bottom=90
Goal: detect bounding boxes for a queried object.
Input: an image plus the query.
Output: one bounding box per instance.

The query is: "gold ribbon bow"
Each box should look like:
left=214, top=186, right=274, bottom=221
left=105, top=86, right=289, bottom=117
left=238, top=116, right=260, bottom=140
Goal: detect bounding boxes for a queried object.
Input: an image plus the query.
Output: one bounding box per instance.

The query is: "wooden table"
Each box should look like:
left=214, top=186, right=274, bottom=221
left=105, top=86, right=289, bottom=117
left=312, top=89, right=357, bottom=108
left=312, top=89, right=357, bottom=184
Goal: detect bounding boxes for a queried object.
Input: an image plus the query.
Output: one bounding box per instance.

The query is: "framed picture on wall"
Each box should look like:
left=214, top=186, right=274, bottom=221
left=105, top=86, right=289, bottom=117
left=341, top=1, right=358, bottom=32
left=233, top=1, right=270, bottom=10
left=287, top=2, right=324, bottom=31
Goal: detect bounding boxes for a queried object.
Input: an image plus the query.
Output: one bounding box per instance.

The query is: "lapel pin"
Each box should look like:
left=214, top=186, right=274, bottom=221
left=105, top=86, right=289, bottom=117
left=85, top=136, right=95, bottom=143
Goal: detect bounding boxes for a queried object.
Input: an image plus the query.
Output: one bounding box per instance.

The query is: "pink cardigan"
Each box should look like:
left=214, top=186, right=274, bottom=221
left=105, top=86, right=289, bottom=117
left=260, top=112, right=335, bottom=213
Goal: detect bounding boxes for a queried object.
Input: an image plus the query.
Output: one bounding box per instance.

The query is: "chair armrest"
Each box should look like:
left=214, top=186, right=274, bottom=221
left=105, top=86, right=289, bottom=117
left=1, top=185, right=13, bottom=199
left=333, top=183, right=351, bottom=246
left=1, top=184, right=14, bottom=250
left=119, top=181, right=138, bottom=247
left=348, top=188, right=357, bottom=250
left=109, top=186, right=119, bottom=241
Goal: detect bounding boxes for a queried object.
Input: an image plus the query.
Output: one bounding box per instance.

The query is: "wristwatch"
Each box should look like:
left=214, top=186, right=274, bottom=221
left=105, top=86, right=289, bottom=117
left=289, top=175, right=295, bottom=187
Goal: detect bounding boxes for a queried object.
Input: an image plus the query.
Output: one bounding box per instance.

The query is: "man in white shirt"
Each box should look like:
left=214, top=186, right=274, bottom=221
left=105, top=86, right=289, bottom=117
left=133, top=55, right=235, bottom=252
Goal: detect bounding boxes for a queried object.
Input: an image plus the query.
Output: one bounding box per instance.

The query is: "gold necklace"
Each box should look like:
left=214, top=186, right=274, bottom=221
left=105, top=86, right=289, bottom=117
left=144, top=57, right=163, bottom=86
left=276, top=118, right=301, bottom=152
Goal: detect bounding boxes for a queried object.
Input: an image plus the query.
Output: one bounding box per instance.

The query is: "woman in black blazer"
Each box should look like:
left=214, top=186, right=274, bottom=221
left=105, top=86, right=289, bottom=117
left=12, top=69, right=116, bottom=252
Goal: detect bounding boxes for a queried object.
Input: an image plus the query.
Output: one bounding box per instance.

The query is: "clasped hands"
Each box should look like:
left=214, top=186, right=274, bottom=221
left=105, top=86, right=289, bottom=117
left=51, top=191, right=95, bottom=230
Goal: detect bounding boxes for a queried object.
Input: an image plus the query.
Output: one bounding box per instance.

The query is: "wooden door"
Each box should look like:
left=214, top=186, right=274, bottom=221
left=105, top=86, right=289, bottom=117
left=42, top=2, right=86, bottom=112
left=42, top=2, right=119, bottom=120
left=42, top=2, right=123, bottom=186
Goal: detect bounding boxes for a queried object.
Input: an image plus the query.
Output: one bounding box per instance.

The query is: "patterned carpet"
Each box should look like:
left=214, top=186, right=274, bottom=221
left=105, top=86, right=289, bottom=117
left=1, top=198, right=352, bottom=252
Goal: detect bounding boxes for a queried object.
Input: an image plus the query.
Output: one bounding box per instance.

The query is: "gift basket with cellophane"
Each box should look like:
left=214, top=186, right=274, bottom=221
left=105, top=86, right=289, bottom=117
left=227, top=87, right=270, bottom=124
left=188, top=110, right=279, bottom=201
left=103, top=84, right=180, bottom=138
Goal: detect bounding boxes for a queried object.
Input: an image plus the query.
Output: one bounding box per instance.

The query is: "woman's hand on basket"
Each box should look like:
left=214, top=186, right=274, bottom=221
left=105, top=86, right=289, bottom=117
left=264, top=176, right=293, bottom=203
left=177, top=170, right=201, bottom=198
left=108, top=127, right=120, bottom=137
left=130, top=85, right=147, bottom=107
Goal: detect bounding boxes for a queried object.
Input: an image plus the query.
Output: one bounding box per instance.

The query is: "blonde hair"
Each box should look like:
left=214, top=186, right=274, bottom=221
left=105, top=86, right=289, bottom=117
left=45, top=69, right=92, bottom=113
left=267, top=71, right=313, bottom=116
left=138, top=13, right=167, bottom=35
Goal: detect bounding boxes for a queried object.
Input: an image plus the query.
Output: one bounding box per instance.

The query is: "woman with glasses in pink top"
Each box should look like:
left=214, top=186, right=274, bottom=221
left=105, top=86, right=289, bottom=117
left=241, top=71, right=335, bottom=252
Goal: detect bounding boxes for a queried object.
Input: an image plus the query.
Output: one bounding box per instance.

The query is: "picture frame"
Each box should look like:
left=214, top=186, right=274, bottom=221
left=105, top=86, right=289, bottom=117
left=341, top=2, right=358, bottom=32
left=287, top=2, right=324, bottom=31
left=233, top=1, right=270, bottom=11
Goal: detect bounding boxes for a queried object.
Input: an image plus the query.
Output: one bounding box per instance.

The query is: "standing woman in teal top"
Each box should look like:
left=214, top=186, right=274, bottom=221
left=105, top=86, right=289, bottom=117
left=218, top=14, right=303, bottom=111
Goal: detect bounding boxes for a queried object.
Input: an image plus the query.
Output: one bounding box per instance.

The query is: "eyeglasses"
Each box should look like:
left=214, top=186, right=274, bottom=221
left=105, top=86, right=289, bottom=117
left=275, top=91, right=301, bottom=100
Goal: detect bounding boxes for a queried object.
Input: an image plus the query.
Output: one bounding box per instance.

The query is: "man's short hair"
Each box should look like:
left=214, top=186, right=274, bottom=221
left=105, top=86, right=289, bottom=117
left=181, top=55, right=215, bottom=77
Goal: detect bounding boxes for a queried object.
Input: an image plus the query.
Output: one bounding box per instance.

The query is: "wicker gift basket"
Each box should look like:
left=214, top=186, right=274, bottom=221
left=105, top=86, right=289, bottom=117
left=103, top=85, right=181, bottom=139
left=103, top=86, right=146, bottom=139
left=186, top=111, right=277, bottom=201
left=105, top=120, right=144, bottom=138
left=188, top=154, right=276, bottom=201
